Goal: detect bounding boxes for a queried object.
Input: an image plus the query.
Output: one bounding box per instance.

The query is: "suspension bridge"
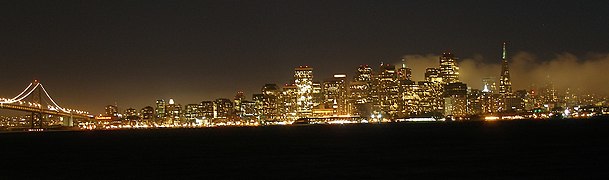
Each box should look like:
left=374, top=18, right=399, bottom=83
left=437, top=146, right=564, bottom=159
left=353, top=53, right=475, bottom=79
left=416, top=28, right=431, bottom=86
left=0, top=80, right=92, bottom=129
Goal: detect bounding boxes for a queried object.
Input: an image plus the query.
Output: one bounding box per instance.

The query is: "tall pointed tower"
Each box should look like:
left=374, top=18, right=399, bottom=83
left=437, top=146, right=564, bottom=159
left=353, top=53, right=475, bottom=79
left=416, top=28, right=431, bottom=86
left=499, top=42, right=512, bottom=95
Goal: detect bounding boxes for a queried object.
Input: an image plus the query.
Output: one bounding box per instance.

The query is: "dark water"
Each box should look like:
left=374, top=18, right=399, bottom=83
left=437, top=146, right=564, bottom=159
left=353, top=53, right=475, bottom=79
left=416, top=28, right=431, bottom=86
left=2, top=119, right=609, bottom=179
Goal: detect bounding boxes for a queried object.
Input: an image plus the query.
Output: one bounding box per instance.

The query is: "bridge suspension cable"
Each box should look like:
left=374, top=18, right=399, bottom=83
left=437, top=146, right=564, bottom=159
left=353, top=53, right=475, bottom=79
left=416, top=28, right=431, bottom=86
left=9, top=83, right=33, bottom=101
left=1, top=83, right=40, bottom=104
left=0, top=81, right=90, bottom=116
left=39, top=84, right=70, bottom=113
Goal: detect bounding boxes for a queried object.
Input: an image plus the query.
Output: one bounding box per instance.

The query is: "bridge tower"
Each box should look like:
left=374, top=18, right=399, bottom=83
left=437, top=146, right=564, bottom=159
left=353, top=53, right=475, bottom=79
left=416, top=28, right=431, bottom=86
left=30, top=80, right=44, bottom=128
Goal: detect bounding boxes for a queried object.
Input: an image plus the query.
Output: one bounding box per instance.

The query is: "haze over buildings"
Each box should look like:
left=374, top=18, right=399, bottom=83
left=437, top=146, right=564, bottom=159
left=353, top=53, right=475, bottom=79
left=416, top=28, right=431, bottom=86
left=0, top=1, right=608, bottom=114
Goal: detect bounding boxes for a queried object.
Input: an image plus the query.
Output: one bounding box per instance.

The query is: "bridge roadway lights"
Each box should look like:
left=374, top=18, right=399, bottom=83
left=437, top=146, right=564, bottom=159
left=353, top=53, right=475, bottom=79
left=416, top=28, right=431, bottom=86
left=0, top=81, right=92, bottom=129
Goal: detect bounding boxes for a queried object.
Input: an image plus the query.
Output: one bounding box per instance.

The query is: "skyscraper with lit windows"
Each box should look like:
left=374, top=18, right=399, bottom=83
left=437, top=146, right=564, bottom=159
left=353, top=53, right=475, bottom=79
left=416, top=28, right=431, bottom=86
left=378, top=63, right=399, bottom=118
left=141, top=106, right=154, bottom=124
left=355, top=65, right=372, bottom=82
left=200, top=101, right=214, bottom=119
left=184, top=104, right=201, bottom=123
left=349, top=65, right=373, bottom=117
left=213, top=98, right=233, bottom=119
left=280, top=84, right=298, bottom=120
left=105, top=105, right=119, bottom=117
left=498, top=43, right=520, bottom=111
left=439, top=53, right=459, bottom=84
left=155, top=99, right=166, bottom=120
left=499, top=43, right=512, bottom=95
left=261, top=84, right=280, bottom=120
left=444, top=82, right=468, bottom=119
left=165, top=98, right=182, bottom=125
left=294, top=66, right=314, bottom=116
left=323, top=74, right=348, bottom=115
left=398, top=59, right=412, bottom=81
left=233, top=91, right=245, bottom=117
left=425, top=68, right=442, bottom=83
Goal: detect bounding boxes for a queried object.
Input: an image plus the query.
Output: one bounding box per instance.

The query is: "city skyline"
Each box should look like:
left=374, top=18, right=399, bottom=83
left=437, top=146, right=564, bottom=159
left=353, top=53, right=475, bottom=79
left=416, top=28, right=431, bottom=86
left=3, top=2, right=609, bottom=179
left=3, top=42, right=608, bottom=129
left=1, top=1, right=609, bottom=113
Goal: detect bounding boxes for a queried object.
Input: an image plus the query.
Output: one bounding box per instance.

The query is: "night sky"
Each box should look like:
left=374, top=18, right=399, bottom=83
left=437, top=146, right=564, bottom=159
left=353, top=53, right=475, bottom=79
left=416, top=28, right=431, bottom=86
left=1, top=1, right=608, bottom=114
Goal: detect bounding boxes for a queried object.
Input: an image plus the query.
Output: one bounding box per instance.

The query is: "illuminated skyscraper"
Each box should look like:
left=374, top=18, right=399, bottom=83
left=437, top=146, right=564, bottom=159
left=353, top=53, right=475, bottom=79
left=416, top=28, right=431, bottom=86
left=439, top=53, right=459, bottom=84
left=184, top=104, right=202, bottom=123
left=323, top=74, right=348, bottom=115
left=200, top=101, right=214, bottom=119
left=425, top=68, right=442, bottom=83
left=514, top=90, right=527, bottom=112
left=294, top=66, right=314, bottom=115
left=233, top=91, right=245, bottom=117
left=481, top=77, right=501, bottom=113
left=444, top=82, right=468, bottom=118
left=155, top=99, right=166, bottom=119
left=214, top=98, right=233, bottom=119
left=280, top=84, right=298, bottom=120
left=105, top=105, right=119, bottom=117
left=498, top=43, right=520, bottom=111
left=140, top=106, right=154, bottom=123
left=312, top=81, right=323, bottom=107
left=467, top=89, right=483, bottom=116
left=240, top=100, right=257, bottom=120
left=414, top=81, right=444, bottom=117
left=378, top=63, right=399, bottom=118
left=261, top=84, right=280, bottom=120
left=252, top=94, right=265, bottom=120
left=355, top=65, right=372, bottom=82
left=499, top=43, right=512, bottom=95
left=482, top=77, right=498, bottom=93
left=397, top=59, right=412, bottom=81
left=398, top=79, right=417, bottom=116
left=124, top=108, right=139, bottom=122
left=415, top=64, right=445, bottom=117
left=539, top=79, right=559, bottom=110
left=349, top=65, right=373, bottom=117
left=165, top=98, right=182, bottom=124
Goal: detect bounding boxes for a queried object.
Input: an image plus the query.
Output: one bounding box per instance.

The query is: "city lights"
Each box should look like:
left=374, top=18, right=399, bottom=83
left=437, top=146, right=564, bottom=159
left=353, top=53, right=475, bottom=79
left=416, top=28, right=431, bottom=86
left=1, top=43, right=608, bottom=131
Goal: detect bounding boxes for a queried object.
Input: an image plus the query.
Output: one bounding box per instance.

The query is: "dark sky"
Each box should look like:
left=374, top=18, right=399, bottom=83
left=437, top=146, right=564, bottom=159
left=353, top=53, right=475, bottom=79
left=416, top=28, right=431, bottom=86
left=1, top=0, right=608, bottom=114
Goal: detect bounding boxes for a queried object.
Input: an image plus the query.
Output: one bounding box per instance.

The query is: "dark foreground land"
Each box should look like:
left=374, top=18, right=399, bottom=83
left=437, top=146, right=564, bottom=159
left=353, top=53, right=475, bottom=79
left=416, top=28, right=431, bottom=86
left=2, top=119, right=609, bottom=179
